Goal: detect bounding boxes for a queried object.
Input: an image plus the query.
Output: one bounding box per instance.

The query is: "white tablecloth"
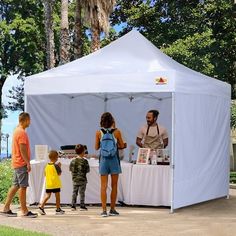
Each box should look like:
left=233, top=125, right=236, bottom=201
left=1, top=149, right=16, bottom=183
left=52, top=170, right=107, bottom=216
left=130, top=165, right=171, bottom=206
left=27, top=159, right=171, bottom=206
left=27, top=159, right=132, bottom=205
left=27, top=160, right=46, bottom=205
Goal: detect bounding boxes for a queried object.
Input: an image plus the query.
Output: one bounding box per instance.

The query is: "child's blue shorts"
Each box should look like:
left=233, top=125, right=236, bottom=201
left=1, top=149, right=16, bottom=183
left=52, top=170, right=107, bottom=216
left=99, top=155, right=121, bottom=175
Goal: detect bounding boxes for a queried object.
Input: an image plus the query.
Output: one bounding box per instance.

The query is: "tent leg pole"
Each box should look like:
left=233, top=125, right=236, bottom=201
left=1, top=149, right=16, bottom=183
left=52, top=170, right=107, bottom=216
left=170, top=92, right=175, bottom=214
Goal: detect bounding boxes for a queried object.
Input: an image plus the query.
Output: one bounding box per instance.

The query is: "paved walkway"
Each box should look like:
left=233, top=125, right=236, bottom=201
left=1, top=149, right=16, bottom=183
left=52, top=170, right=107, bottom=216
left=1, top=189, right=236, bottom=236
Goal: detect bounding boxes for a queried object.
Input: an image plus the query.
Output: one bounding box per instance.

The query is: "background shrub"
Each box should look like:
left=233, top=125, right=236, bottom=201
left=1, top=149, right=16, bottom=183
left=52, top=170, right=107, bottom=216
left=231, top=103, right=236, bottom=129
left=0, top=159, right=19, bottom=204
left=230, top=172, right=236, bottom=184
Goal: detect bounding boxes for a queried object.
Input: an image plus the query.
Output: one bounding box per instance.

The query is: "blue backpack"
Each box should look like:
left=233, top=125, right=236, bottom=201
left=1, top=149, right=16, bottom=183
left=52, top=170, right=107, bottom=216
left=100, top=129, right=117, bottom=158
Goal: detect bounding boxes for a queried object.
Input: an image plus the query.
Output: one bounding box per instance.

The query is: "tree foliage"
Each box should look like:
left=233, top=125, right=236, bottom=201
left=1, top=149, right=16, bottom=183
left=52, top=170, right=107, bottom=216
left=7, top=76, right=24, bottom=111
left=2, top=0, right=236, bottom=115
left=231, top=103, right=236, bottom=129
left=80, top=0, right=116, bottom=51
left=162, top=30, right=215, bottom=76
left=1, top=0, right=47, bottom=114
left=4, top=0, right=89, bottom=111
left=0, top=0, right=47, bottom=153
left=111, top=0, right=236, bottom=98
left=0, top=0, right=46, bottom=76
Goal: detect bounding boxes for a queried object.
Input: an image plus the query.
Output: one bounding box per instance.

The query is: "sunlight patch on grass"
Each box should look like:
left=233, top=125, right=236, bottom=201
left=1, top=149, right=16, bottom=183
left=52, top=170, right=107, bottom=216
left=0, top=225, right=51, bottom=236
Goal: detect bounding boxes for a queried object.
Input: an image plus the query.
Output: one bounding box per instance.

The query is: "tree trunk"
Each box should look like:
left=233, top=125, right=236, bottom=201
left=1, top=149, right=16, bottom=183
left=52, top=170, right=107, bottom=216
left=43, top=0, right=55, bottom=69
left=0, top=75, right=7, bottom=156
left=91, top=9, right=100, bottom=52
left=60, top=0, right=70, bottom=64
left=74, top=0, right=83, bottom=59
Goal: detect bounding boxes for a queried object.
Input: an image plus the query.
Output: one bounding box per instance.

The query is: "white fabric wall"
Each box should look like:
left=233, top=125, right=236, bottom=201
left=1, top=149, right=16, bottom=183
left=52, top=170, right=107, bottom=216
left=173, top=93, right=230, bottom=209
left=26, top=90, right=230, bottom=210
left=27, top=94, right=104, bottom=155
left=105, top=92, right=172, bottom=160
left=26, top=92, right=172, bottom=160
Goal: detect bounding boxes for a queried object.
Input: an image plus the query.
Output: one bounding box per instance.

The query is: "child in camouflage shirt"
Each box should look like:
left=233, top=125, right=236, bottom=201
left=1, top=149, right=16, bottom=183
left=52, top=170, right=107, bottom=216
left=69, top=144, right=90, bottom=211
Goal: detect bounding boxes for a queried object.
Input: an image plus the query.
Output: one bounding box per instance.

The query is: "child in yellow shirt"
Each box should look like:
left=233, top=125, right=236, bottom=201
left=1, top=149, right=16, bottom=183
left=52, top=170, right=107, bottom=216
left=39, top=150, right=65, bottom=215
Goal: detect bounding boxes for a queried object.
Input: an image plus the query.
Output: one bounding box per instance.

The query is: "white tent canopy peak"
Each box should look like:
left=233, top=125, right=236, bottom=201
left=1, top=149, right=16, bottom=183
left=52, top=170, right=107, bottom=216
left=25, top=30, right=230, bottom=97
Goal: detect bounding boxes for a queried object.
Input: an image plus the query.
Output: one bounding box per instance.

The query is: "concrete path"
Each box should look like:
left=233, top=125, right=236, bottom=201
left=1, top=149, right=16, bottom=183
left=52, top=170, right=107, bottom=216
left=1, top=189, right=236, bottom=236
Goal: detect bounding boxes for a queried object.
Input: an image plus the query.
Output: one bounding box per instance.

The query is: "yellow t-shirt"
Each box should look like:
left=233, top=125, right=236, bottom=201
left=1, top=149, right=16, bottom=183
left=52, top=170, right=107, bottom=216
left=45, top=163, right=61, bottom=189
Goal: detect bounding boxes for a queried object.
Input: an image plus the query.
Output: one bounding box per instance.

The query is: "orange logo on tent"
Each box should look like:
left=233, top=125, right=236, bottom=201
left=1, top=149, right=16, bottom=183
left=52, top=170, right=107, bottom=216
left=155, top=77, right=167, bottom=85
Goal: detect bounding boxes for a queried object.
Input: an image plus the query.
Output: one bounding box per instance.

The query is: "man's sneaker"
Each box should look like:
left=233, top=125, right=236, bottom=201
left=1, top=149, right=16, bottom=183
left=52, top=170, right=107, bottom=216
left=80, top=205, right=88, bottom=211
left=71, top=206, right=76, bottom=211
left=109, top=209, right=119, bottom=216
left=38, top=207, right=46, bottom=215
left=22, top=211, right=38, bottom=218
left=0, top=210, right=17, bottom=217
left=101, top=211, right=108, bottom=217
left=55, top=208, right=65, bottom=215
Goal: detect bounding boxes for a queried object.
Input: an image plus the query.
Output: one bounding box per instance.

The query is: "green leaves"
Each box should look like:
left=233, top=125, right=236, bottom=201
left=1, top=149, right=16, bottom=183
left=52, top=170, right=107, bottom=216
left=231, top=103, right=236, bottom=129
left=0, top=159, right=19, bottom=204
left=111, top=0, right=236, bottom=98
left=230, top=171, right=236, bottom=184
left=1, top=0, right=236, bottom=114
left=162, top=30, right=215, bottom=76
left=0, top=1, right=45, bottom=77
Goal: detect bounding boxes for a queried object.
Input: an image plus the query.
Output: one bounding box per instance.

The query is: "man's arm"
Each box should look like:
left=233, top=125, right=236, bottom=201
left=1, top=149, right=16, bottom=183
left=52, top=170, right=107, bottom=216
left=162, top=128, right=169, bottom=148
left=163, top=138, right=168, bottom=148
left=136, top=126, right=144, bottom=148
left=19, top=143, right=31, bottom=172
left=115, top=129, right=125, bottom=149
left=136, top=137, right=143, bottom=148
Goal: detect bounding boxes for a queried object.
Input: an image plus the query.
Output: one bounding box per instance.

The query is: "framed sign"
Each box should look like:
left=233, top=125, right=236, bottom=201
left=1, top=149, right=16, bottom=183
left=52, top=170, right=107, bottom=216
left=136, top=148, right=150, bottom=164
left=35, top=145, right=48, bottom=161
left=149, top=149, right=157, bottom=165
left=156, top=149, right=170, bottom=163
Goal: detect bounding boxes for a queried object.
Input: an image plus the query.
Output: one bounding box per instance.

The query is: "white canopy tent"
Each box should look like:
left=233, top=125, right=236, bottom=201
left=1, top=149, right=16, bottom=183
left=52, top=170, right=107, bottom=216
left=24, top=30, right=231, bottom=211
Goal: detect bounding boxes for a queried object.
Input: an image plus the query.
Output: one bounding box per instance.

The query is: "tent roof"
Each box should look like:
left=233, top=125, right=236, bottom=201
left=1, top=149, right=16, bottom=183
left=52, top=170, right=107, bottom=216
left=25, top=30, right=230, bottom=98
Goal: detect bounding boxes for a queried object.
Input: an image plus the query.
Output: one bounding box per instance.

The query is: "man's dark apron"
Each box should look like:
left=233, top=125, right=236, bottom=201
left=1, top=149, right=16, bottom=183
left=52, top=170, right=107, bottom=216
left=143, top=125, right=164, bottom=149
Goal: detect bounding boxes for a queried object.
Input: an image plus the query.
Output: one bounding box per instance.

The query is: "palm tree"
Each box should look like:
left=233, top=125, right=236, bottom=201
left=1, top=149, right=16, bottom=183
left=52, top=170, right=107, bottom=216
left=42, top=0, right=55, bottom=69
left=81, top=0, right=116, bottom=52
left=74, top=0, right=83, bottom=58
left=60, top=0, right=70, bottom=64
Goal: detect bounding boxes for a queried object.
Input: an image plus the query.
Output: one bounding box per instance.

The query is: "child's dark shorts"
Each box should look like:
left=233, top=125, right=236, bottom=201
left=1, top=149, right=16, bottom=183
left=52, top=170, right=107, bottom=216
left=46, top=188, right=61, bottom=193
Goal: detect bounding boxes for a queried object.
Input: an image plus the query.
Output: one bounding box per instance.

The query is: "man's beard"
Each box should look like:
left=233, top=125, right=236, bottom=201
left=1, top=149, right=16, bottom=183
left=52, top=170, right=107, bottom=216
left=147, top=121, right=154, bottom=126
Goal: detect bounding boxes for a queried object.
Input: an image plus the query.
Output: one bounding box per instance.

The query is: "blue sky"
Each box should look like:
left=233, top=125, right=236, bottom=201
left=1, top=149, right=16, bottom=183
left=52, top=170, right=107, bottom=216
left=2, top=75, right=21, bottom=154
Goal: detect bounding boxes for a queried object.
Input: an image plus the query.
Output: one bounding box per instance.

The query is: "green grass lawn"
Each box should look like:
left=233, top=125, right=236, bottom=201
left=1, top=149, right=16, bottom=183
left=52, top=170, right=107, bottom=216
left=0, top=225, right=50, bottom=236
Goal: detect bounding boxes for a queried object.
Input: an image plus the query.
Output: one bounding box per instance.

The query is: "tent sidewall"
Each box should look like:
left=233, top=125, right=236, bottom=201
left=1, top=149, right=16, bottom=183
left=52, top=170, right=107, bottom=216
left=172, top=92, right=230, bottom=210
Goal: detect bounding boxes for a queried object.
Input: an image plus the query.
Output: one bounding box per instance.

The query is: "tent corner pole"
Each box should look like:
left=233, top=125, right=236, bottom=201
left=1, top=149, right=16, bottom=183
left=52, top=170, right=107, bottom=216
left=24, top=95, right=27, bottom=112
left=170, top=92, right=175, bottom=213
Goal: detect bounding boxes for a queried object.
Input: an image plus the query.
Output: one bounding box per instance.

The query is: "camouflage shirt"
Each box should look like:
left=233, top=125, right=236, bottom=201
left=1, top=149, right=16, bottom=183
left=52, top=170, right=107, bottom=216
left=69, top=157, right=90, bottom=184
